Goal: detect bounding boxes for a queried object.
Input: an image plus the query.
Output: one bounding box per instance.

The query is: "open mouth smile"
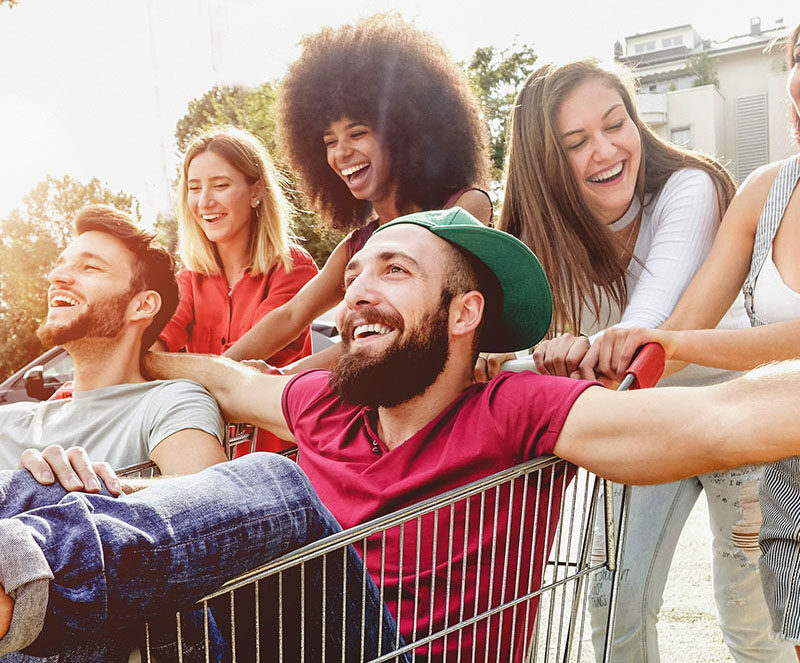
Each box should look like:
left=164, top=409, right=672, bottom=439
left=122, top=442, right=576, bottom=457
left=49, top=294, right=80, bottom=308
left=353, top=323, right=393, bottom=340
left=200, top=213, right=226, bottom=222
left=587, top=161, right=625, bottom=184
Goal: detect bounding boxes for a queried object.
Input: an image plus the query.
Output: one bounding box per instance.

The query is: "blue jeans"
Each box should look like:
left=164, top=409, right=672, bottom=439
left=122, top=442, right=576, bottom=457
left=0, top=454, right=403, bottom=662
left=589, top=473, right=795, bottom=663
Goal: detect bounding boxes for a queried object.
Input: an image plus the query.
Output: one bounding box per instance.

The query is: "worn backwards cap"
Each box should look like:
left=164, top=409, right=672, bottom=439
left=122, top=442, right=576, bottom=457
left=376, top=207, right=552, bottom=352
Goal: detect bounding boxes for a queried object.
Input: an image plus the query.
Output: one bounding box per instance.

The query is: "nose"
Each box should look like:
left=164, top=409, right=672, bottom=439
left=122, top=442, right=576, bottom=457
left=592, top=133, right=616, bottom=162
left=332, top=138, right=354, bottom=164
left=48, top=262, right=74, bottom=285
left=197, top=185, right=215, bottom=210
left=343, top=269, right=379, bottom=310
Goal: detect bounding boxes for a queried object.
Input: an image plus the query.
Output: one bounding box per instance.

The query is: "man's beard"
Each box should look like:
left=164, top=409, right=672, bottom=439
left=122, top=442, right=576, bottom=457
left=37, top=290, right=132, bottom=347
left=329, top=294, right=452, bottom=408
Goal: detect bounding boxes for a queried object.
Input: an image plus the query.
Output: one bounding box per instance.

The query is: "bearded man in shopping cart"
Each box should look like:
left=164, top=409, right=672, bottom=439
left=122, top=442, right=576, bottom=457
left=4, top=207, right=800, bottom=661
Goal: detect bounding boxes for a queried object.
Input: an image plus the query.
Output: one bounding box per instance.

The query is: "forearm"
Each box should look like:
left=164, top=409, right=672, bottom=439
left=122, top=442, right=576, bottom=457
left=144, top=352, right=291, bottom=430
left=224, top=305, right=301, bottom=361
left=666, top=322, right=800, bottom=371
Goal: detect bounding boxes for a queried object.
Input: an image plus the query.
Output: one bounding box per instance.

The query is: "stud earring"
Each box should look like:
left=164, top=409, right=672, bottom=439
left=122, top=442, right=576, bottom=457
left=251, top=199, right=261, bottom=208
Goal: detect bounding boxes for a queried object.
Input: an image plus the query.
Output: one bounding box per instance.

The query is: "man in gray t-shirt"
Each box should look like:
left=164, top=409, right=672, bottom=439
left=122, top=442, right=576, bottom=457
left=4, top=205, right=227, bottom=477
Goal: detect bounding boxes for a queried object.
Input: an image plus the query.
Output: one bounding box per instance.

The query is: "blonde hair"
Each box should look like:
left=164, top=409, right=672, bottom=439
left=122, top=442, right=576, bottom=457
left=177, top=127, right=294, bottom=276
left=499, top=59, right=735, bottom=335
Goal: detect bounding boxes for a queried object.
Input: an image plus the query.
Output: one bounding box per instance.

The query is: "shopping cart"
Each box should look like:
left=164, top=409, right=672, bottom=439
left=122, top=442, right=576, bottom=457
left=117, top=344, right=665, bottom=662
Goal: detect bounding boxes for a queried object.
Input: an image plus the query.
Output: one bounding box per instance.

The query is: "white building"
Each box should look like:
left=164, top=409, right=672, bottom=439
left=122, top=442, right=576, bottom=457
left=616, top=18, right=795, bottom=183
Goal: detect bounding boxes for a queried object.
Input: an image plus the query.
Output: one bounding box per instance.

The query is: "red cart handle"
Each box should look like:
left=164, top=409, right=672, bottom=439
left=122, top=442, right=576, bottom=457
left=618, top=343, right=665, bottom=391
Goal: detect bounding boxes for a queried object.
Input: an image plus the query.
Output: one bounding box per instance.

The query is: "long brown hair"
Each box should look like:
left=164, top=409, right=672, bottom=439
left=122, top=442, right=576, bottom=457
left=499, top=59, right=735, bottom=335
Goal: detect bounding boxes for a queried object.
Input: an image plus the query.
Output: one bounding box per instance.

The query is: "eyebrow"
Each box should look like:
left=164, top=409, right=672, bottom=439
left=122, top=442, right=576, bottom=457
left=186, top=175, right=232, bottom=183
left=561, top=103, right=624, bottom=138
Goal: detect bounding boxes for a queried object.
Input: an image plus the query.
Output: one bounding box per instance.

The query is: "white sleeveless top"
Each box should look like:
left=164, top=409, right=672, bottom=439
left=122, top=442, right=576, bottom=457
left=751, top=253, right=800, bottom=323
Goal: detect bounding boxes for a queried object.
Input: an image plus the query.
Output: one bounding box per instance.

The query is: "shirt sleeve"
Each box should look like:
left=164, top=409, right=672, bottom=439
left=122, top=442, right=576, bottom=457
left=147, top=379, right=225, bottom=453
left=281, top=369, right=331, bottom=435
left=159, top=268, right=195, bottom=352
left=488, top=372, right=599, bottom=460
left=593, top=169, right=720, bottom=340
left=252, top=246, right=319, bottom=323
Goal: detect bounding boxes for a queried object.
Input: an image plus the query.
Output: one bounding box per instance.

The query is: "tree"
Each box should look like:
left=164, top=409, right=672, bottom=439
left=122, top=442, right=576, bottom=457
left=464, top=42, right=538, bottom=184
left=689, top=53, right=719, bottom=88
left=0, top=176, right=138, bottom=380
left=174, top=84, right=343, bottom=267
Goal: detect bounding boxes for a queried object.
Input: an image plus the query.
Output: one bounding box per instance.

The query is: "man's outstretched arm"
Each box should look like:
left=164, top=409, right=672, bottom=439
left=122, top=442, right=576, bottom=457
left=144, top=352, right=294, bottom=441
left=554, top=360, right=800, bottom=484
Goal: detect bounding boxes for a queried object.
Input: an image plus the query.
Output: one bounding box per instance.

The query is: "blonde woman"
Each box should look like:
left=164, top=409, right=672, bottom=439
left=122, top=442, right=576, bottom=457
left=153, top=127, right=318, bottom=452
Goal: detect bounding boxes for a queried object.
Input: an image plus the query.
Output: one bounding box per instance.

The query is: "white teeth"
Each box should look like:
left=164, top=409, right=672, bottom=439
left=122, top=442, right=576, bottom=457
left=201, top=213, right=223, bottom=221
left=353, top=323, right=392, bottom=340
left=50, top=295, right=79, bottom=308
left=588, top=162, right=624, bottom=183
left=341, top=163, right=368, bottom=177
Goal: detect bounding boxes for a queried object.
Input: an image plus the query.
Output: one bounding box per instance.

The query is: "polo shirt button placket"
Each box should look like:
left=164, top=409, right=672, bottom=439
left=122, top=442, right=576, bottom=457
left=370, top=439, right=382, bottom=455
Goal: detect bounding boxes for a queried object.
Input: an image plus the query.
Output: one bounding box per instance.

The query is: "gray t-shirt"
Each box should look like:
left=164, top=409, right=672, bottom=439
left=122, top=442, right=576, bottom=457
left=0, top=379, right=224, bottom=470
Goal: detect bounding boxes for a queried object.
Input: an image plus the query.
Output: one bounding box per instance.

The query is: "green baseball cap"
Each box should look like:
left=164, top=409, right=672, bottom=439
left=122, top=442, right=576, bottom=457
left=376, top=207, right=552, bottom=352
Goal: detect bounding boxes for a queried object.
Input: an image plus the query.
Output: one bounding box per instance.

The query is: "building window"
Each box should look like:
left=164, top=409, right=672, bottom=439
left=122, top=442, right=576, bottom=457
left=670, top=126, right=693, bottom=148
left=662, top=35, right=684, bottom=48
left=648, top=84, right=658, bottom=93
left=634, top=40, right=656, bottom=54
left=735, top=94, right=769, bottom=182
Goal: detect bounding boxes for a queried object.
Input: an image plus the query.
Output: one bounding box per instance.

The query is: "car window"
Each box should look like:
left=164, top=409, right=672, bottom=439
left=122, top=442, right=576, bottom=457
left=43, top=352, right=74, bottom=383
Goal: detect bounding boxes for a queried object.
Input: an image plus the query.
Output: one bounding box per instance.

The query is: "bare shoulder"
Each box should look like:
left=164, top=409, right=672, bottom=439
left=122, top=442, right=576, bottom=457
left=455, top=189, right=493, bottom=225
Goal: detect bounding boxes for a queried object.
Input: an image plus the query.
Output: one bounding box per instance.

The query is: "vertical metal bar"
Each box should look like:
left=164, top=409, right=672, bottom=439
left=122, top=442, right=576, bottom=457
left=442, top=502, right=456, bottom=656
left=341, top=547, right=348, bottom=663
left=602, top=483, right=630, bottom=663
left=522, top=469, right=543, bottom=661
left=508, top=473, right=531, bottom=660
left=300, top=563, right=306, bottom=663
left=378, top=530, right=387, bottom=657
left=175, top=612, right=184, bottom=663
left=426, top=509, right=439, bottom=662
left=203, top=600, right=211, bottom=663
left=471, top=490, right=487, bottom=663
left=396, top=522, right=405, bottom=652
left=457, top=496, right=472, bottom=663
left=321, top=555, right=327, bottom=661
left=278, top=573, right=284, bottom=663
left=494, top=477, right=516, bottom=663
left=483, top=485, right=501, bottom=663
left=229, top=590, right=236, bottom=662
left=254, top=581, right=261, bottom=663
left=144, top=622, right=151, bottom=663
left=412, top=516, right=422, bottom=648
left=361, top=538, right=368, bottom=663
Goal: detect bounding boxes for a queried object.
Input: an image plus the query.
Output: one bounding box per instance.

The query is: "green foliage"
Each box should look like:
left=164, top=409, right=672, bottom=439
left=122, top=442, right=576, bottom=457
left=0, top=176, right=138, bottom=380
left=464, top=42, right=538, bottom=183
left=174, top=83, right=343, bottom=267
left=689, top=53, right=719, bottom=88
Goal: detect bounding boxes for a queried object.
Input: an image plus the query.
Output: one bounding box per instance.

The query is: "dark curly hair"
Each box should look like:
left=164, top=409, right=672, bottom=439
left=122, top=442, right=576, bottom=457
left=277, top=15, right=490, bottom=230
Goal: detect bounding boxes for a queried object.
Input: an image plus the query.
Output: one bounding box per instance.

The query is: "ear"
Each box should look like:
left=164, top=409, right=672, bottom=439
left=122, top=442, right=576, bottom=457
left=128, top=290, right=162, bottom=323
left=450, top=290, right=484, bottom=340
left=249, top=180, right=262, bottom=209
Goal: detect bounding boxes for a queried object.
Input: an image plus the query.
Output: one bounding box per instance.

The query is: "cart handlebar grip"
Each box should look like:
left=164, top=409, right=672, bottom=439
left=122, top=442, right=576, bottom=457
left=624, top=342, right=665, bottom=389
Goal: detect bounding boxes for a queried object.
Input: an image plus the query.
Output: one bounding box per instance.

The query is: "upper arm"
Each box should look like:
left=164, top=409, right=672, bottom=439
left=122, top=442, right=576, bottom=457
left=663, top=163, right=779, bottom=331
left=454, top=189, right=493, bottom=226
left=552, top=385, right=718, bottom=484
left=618, top=170, right=720, bottom=330
left=224, top=240, right=348, bottom=361
left=149, top=428, right=227, bottom=475
left=217, top=371, right=296, bottom=442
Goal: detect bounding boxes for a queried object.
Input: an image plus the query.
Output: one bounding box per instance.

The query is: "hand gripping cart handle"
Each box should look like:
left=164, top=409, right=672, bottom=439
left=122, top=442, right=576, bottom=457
left=501, top=342, right=666, bottom=661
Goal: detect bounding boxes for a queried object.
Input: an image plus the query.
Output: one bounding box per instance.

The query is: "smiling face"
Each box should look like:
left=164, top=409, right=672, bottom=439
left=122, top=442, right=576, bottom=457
left=324, top=117, right=394, bottom=208
left=185, top=150, right=261, bottom=248
left=37, top=231, right=140, bottom=347
left=557, top=77, right=642, bottom=224
left=331, top=225, right=455, bottom=407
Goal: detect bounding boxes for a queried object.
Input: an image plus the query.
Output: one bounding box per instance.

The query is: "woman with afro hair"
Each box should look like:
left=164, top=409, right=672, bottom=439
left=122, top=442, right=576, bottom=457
left=224, top=15, right=492, bottom=368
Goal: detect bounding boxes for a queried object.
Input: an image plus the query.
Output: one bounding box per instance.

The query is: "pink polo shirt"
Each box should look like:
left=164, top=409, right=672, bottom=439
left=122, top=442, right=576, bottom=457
left=282, top=369, right=596, bottom=660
